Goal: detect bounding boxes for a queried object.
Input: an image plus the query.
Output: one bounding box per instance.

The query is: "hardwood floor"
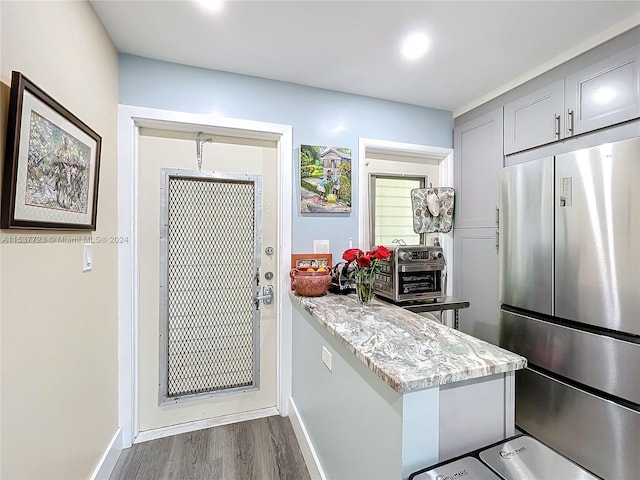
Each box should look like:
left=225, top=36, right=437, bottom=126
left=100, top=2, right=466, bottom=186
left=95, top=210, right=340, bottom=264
left=110, top=416, right=311, bottom=480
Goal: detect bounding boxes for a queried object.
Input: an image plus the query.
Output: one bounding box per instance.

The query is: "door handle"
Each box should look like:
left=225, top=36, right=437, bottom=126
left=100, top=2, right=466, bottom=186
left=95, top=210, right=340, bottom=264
left=554, top=114, right=561, bottom=138
left=254, top=285, right=274, bottom=306
left=567, top=109, right=574, bottom=135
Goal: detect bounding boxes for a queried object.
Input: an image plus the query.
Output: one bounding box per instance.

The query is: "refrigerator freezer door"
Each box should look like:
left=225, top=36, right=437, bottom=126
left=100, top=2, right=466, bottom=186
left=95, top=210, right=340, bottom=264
left=499, top=157, right=554, bottom=315
left=515, top=368, right=640, bottom=480
left=500, top=309, right=640, bottom=404
left=555, top=137, right=640, bottom=335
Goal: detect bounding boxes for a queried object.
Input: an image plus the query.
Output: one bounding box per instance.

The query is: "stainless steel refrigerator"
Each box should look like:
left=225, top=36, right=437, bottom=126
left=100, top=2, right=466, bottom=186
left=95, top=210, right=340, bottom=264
left=498, top=136, right=640, bottom=480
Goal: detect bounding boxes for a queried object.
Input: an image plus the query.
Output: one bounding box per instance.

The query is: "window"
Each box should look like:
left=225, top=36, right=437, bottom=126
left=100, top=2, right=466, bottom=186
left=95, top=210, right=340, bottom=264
left=370, top=174, right=426, bottom=246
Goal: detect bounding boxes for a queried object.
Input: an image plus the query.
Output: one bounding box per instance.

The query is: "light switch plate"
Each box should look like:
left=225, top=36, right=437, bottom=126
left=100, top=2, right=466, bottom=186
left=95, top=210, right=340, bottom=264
left=83, top=243, right=93, bottom=272
left=314, top=239, right=330, bottom=254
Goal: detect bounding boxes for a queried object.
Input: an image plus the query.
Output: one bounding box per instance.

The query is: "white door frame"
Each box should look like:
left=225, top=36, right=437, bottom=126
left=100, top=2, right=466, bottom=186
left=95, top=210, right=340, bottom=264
left=117, top=105, right=293, bottom=447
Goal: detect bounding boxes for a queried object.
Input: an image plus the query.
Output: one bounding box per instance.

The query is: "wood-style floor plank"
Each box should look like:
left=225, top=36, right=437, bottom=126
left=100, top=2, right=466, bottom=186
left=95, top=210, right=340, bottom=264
left=110, top=416, right=311, bottom=480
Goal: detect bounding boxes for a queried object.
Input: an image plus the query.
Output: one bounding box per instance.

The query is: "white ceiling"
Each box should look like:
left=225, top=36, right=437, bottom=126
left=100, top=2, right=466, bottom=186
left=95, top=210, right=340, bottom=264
left=90, top=0, right=640, bottom=116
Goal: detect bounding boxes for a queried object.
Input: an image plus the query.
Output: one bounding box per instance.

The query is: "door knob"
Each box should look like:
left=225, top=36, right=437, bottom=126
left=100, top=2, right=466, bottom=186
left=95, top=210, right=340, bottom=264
left=254, top=285, right=274, bottom=305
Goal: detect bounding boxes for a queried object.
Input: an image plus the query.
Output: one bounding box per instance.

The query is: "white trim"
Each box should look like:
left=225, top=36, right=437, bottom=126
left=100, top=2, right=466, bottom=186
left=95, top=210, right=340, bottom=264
left=89, top=428, right=123, bottom=480
left=438, top=152, right=455, bottom=327
left=135, top=406, right=279, bottom=444
left=278, top=126, right=293, bottom=415
left=117, top=107, right=138, bottom=447
left=504, top=371, right=516, bottom=438
left=117, top=105, right=293, bottom=447
left=454, top=16, right=640, bottom=117
left=288, top=398, right=327, bottom=480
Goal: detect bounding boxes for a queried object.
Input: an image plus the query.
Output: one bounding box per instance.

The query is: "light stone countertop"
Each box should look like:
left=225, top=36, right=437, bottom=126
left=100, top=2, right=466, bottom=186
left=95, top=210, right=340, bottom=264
left=290, top=292, right=527, bottom=393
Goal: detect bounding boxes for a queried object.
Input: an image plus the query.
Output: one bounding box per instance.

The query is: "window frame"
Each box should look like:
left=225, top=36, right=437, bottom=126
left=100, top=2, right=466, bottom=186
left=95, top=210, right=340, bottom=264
left=369, top=172, right=428, bottom=248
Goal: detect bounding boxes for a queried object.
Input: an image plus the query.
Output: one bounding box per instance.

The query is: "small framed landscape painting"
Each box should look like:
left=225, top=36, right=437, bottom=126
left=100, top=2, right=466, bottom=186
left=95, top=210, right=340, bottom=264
left=299, top=144, right=351, bottom=214
left=1, top=71, right=101, bottom=230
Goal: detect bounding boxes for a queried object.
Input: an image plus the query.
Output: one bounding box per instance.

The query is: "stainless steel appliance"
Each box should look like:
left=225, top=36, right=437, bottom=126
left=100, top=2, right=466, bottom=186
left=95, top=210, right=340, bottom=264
left=374, top=246, right=445, bottom=303
left=478, top=435, right=599, bottom=480
left=411, top=456, right=501, bottom=480
left=409, top=434, right=598, bottom=480
left=498, top=137, right=640, bottom=480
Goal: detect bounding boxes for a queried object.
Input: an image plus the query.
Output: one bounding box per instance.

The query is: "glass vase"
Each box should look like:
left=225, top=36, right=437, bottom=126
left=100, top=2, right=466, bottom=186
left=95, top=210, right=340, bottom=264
left=355, top=275, right=375, bottom=307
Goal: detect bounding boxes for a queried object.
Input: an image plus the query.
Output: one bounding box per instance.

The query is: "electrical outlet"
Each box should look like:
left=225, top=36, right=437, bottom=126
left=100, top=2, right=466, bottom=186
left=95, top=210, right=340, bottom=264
left=321, top=346, right=332, bottom=372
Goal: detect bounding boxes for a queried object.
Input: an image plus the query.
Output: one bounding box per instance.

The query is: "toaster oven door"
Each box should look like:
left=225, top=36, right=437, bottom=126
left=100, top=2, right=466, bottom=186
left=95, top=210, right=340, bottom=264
left=396, top=268, right=442, bottom=301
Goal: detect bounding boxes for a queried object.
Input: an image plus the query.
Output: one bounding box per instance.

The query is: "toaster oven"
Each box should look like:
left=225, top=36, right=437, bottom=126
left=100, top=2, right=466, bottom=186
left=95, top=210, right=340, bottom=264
left=374, top=246, right=445, bottom=303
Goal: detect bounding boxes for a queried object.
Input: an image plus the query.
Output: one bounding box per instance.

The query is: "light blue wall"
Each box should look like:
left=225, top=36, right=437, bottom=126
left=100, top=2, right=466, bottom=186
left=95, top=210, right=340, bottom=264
left=292, top=306, right=404, bottom=479
left=291, top=302, right=440, bottom=479
left=119, top=54, right=453, bottom=255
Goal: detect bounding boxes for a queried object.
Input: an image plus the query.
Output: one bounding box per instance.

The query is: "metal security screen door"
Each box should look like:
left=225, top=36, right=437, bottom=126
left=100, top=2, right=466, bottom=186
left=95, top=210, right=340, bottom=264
left=159, top=169, right=262, bottom=403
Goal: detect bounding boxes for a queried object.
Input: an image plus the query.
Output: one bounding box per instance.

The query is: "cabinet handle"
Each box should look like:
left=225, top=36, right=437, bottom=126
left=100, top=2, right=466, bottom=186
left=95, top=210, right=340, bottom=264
left=567, top=109, right=574, bottom=135
left=495, top=229, right=500, bottom=254
left=554, top=114, right=561, bottom=138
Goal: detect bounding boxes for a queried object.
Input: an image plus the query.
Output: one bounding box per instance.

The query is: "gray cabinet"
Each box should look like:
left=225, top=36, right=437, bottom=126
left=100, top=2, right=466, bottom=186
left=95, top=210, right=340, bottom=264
left=453, top=108, right=503, bottom=346
left=453, top=227, right=500, bottom=345
left=503, top=80, right=564, bottom=154
left=504, top=44, right=640, bottom=155
left=453, top=108, right=503, bottom=228
left=565, top=44, right=640, bottom=136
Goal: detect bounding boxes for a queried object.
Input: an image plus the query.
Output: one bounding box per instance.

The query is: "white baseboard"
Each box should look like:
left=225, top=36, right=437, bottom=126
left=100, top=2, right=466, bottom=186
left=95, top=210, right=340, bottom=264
left=288, top=397, right=326, bottom=480
left=90, top=427, right=123, bottom=480
left=134, top=406, right=279, bottom=444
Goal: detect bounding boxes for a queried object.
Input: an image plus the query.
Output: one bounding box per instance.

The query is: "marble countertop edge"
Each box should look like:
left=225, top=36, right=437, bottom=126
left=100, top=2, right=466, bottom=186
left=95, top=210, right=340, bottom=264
left=298, top=299, right=406, bottom=389
left=291, top=291, right=527, bottom=394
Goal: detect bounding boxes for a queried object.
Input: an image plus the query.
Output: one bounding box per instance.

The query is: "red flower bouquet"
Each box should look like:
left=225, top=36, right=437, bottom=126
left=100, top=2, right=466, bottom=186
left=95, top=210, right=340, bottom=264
left=342, top=245, right=391, bottom=305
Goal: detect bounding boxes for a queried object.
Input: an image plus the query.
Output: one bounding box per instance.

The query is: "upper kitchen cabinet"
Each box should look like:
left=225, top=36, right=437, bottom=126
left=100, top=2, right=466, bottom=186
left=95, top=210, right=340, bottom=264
left=453, top=108, right=504, bottom=228
left=503, top=80, right=564, bottom=155
left=565, top=44, right=640, bottom=136
left=503, top=43, right=640, bottom=155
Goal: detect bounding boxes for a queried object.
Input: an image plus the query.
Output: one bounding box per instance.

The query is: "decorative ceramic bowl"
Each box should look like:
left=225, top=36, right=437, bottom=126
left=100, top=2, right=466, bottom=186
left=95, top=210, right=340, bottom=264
left=289, top=269, right=332, bottom=297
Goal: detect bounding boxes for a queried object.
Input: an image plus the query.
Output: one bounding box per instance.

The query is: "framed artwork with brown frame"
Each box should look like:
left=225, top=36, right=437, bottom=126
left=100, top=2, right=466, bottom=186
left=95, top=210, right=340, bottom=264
left=1, top=71, right=101, bottom=230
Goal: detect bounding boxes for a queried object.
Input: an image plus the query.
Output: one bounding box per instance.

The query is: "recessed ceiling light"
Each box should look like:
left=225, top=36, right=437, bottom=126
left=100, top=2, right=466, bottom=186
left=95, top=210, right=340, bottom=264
left=401, top=33, right=430, bottom=61
left=196, top=0, right=224, bottom=13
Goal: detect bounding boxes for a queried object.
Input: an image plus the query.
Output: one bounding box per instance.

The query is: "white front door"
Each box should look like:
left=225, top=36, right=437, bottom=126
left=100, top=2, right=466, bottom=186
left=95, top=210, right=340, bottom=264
left=137, top=130, right=279, bottom=435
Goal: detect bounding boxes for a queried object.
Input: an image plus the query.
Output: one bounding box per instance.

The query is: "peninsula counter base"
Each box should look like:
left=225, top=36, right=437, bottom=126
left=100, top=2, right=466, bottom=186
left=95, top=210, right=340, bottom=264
left=290, top=295, right=522, bottom=480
